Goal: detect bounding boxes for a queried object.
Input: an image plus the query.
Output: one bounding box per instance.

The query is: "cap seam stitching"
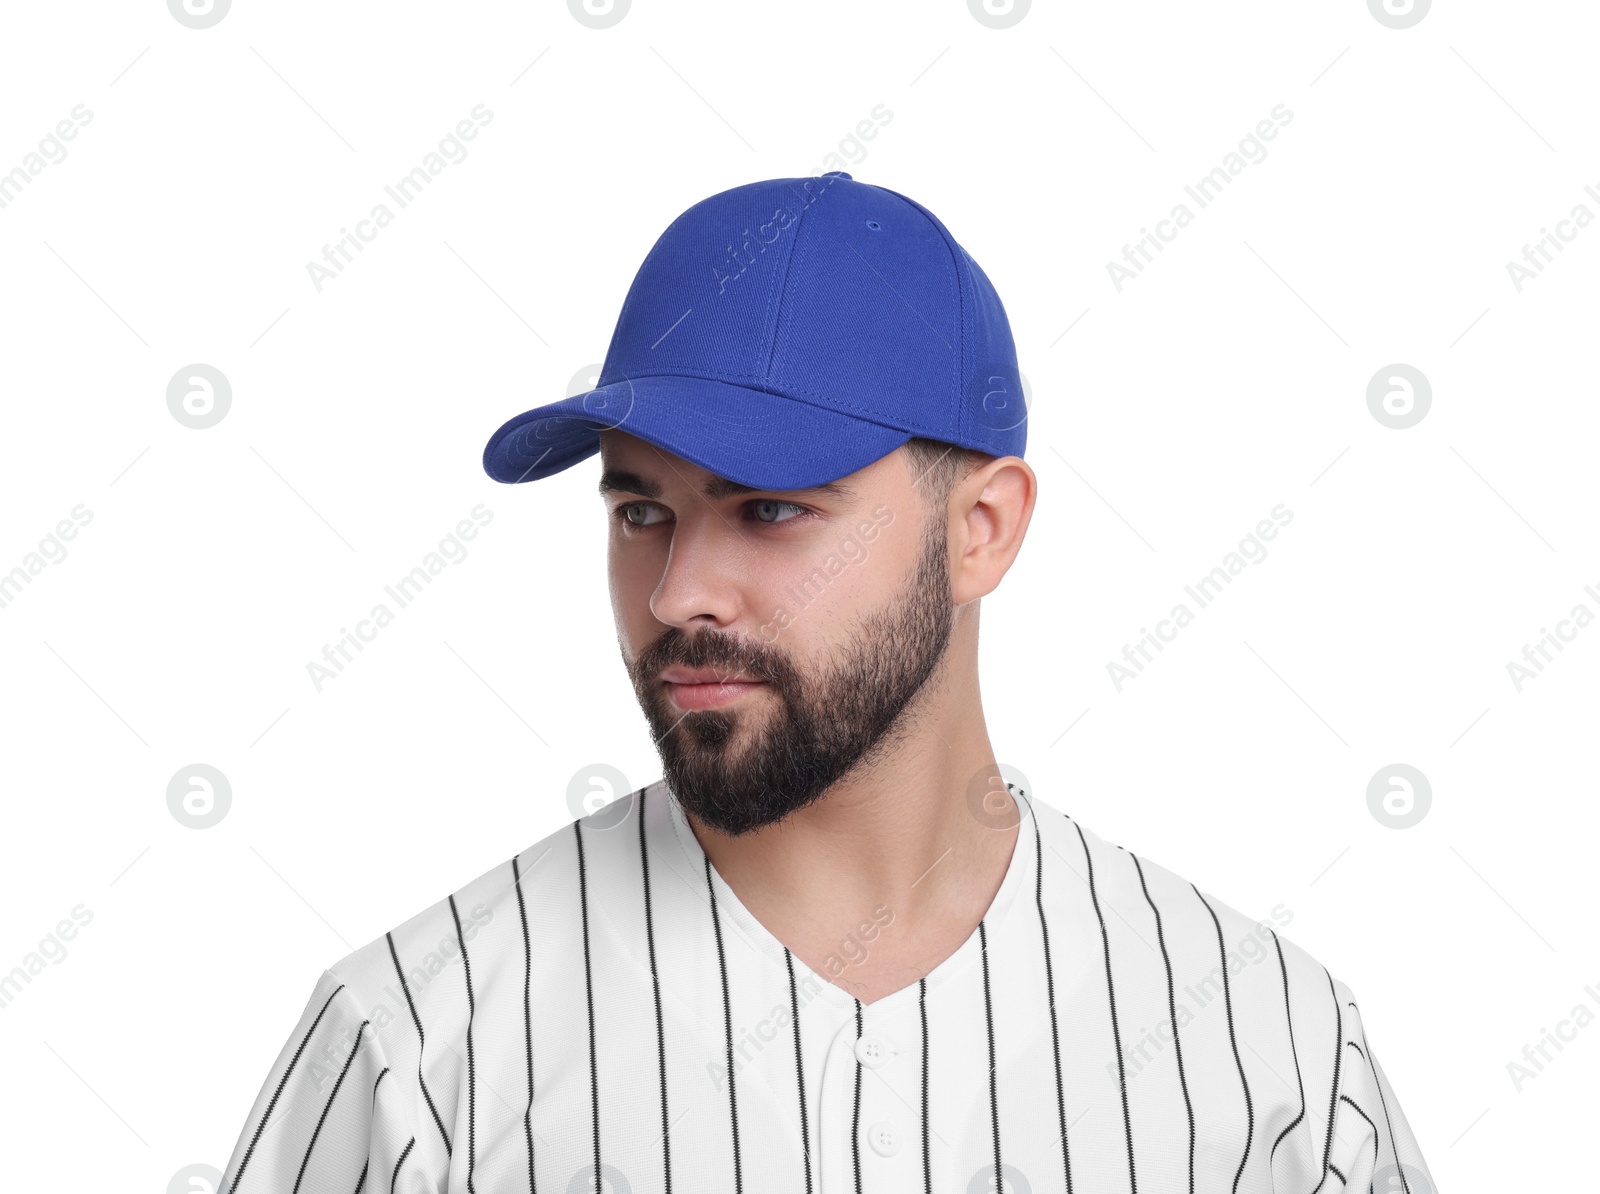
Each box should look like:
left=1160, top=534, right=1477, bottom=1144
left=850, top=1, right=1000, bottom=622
left=759, top=175, right=844, bottom=384
left=870, top=184, right=968, bottom=447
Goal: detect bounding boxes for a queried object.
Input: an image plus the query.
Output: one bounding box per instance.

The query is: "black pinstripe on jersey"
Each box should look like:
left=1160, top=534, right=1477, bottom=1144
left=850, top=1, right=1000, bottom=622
left=1339, top=1093, right=1380, bottom=1175
left=447, top=894, right=479, bottom=1192
left=511, top=850, right=539, bottom=1193
left=384, top=932, right=451, bottom=1157
left=1132, top=852, right=1193, bottom=1194
left=1320, top=969, right=1344, bottom=1186
left=292, top=1019, right=369, bottom=1194
left=1075, top=820, right=1137, bottom=1194
left=225, top=982, right=345, bottom=1194
left=1195, top=885, right=1254, bottom=1194
left=705, top=851, right=744, bottom=1194
left=917, top=975, right=930, bottom=1194
left=1269, top=931, right=1309, bottom=1172
left=785, top=946, right=814, bottom=1194
left=638, top=790, right=673, bottom=1194
left=978, top=917, right=1003, bottom=1190
left=390, top=1136, right=415, bottom=1194
left=851, top=997, right=864, bottom=1194
left=573, top=820, right=602, bottom=1192
left=1035, top=800, right=1075, bottom=1194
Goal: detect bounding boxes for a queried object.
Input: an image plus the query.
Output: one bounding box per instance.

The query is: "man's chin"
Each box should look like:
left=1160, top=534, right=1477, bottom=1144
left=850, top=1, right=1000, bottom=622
left=668, top=771, right=805, bottom=838
left=664, top=716, right=765, bottom=765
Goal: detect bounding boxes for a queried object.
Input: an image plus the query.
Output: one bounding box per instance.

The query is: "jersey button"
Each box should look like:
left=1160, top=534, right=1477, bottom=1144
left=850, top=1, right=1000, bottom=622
left=866, top=1120, right=900, bottom=1157
left=854, top=1032, right=894, bottom=1068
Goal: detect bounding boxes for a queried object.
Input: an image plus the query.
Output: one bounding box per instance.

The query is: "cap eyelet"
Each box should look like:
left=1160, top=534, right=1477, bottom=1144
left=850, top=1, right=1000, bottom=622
left=865, top=219, right=882, bottom=231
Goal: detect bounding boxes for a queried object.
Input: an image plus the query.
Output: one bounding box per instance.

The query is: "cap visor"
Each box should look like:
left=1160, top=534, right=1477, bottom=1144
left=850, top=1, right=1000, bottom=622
left=482, top=375, right=912, bottom=490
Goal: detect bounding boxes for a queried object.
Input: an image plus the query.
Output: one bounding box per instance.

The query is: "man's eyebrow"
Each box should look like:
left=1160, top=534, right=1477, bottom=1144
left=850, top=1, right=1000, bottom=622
left=598, top=469, right=661, bottom=499
left=598, top=468, right=855, bottom=502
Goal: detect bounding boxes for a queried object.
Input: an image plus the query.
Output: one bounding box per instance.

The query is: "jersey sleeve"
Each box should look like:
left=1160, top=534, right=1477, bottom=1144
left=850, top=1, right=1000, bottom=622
left=1322, top=978, right=1435, bottom=1194
left=219, top=968, right=438, bottom=1194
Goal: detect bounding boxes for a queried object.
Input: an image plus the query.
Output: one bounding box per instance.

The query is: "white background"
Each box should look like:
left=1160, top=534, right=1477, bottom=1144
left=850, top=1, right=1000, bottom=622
left=0, top=0, right=1590, bottom=1188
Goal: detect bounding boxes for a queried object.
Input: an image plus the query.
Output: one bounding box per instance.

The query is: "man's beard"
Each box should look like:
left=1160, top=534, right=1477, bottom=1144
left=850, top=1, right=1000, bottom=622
left=624, top=515, right=954, bottom=837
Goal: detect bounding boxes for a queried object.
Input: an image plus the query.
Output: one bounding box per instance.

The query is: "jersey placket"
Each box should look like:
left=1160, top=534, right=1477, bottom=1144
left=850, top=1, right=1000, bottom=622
left=818, top=992, right=927, bottom=1193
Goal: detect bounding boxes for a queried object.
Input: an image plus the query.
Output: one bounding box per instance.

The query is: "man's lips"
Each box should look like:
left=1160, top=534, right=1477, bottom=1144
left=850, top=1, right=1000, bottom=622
left=659, top=666, right=761, bottom=684
left=659, top=667, right=767, bottom=711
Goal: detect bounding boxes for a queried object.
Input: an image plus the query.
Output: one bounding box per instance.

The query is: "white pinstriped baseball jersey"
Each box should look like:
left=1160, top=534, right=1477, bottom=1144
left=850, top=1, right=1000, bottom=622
left=219, top=780, right=1434, bottom=1194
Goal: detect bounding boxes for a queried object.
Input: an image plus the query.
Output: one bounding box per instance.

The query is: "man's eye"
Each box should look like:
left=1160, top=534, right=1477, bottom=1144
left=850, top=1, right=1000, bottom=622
left=617, top=502, right=669, bottom=528
left=749, top=500, right=807, bottom=524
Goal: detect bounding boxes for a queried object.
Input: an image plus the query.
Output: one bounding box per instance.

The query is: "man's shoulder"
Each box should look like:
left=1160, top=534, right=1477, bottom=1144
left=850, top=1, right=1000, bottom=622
left=1028, top=795, right=1338, bottom=995
left=321, top=782, right=664, bottom=1018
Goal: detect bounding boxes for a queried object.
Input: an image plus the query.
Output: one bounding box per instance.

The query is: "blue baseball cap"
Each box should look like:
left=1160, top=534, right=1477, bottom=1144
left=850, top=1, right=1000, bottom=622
left=481, top=172, right=1026, bottom=490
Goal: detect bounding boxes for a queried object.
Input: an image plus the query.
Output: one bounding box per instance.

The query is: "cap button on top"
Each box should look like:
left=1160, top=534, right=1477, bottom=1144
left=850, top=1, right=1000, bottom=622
left=822, top=170, right=852, bottom=180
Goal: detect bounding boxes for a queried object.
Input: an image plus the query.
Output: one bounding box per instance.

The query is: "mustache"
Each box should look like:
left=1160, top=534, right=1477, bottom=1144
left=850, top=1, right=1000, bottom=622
left=634, top=627, right=790, bottom=685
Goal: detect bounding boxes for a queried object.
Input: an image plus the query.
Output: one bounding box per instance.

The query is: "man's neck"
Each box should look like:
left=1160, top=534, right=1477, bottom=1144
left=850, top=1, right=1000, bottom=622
left=681, top=654, right=1020, bottom=1007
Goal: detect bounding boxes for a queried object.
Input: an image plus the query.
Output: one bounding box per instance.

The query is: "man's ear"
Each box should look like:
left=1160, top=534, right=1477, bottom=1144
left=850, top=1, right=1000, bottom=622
left=949, top=456, right=1036, bottom=605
